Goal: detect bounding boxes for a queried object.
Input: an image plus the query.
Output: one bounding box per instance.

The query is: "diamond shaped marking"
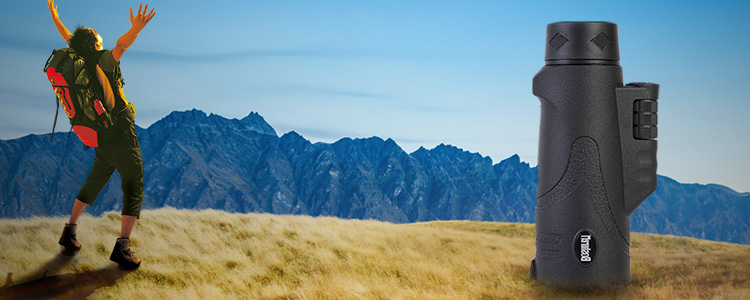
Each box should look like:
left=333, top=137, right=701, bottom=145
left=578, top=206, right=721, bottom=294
left=591, top=32, right=612, bottom=50
left=549, top=32, right=569, bottom=50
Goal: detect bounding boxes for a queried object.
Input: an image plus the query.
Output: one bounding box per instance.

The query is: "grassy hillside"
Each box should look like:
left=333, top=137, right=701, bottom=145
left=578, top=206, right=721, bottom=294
left=0, top=208, right=748, bottom=299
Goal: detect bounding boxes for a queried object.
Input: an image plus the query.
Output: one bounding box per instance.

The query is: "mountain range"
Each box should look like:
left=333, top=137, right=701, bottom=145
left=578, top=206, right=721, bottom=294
left=1, top=109, right=748, bottom=244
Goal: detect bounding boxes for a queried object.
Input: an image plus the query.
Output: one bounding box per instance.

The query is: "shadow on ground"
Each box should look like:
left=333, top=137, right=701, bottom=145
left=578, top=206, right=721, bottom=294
left=0, top=251, right=130, bottom=300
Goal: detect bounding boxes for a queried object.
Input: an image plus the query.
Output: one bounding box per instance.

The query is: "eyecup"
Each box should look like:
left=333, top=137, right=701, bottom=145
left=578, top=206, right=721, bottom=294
left=545, top=22, right=620, bottom=65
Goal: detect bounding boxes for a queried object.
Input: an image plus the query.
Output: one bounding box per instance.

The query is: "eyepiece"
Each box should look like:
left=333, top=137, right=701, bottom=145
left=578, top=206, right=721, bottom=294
left=545, top=22, right=619, bottom=65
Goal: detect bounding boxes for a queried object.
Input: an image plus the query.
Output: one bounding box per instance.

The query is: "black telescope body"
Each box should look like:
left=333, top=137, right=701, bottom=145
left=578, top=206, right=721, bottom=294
left=530, top=22, right=658, bottom=289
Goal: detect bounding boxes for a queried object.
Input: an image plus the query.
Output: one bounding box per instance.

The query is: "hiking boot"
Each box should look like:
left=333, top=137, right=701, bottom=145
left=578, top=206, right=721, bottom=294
left=110, top=238, right=141, bottom=270
left=58, top=223, right=81, bottom=253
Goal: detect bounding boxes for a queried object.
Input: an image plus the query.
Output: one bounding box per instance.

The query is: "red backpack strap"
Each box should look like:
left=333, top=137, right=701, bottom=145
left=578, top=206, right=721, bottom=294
left=46, top=50, right=59, bottom=142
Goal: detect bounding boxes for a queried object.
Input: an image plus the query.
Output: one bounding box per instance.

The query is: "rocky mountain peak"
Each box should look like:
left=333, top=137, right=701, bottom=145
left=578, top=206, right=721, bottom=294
left=0, top=110, right=747, bottom=244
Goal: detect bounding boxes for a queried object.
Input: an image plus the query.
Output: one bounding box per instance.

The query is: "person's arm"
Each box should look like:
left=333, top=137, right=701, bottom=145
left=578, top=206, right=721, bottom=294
left=48, top=0, right=72, bottom=44
left=112, top=3, right=156, bottom=62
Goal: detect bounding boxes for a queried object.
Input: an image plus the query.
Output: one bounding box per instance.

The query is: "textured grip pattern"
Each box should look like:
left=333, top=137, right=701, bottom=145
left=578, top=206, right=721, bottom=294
left=633, top=100, right=658, bottom=140
left=537, top=137, right=631, bottom=256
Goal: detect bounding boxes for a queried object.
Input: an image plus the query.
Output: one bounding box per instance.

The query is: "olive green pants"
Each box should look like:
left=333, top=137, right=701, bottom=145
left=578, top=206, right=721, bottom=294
left=76, top=104, right=144, bottom=218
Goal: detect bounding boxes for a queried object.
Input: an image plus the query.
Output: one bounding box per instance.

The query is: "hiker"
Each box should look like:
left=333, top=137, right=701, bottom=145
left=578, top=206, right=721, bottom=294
left=48, top=0, right=155, bottom=270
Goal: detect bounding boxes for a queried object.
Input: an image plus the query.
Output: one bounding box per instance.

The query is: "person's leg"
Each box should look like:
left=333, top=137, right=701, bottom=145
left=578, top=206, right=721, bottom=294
left=111, top=212, right=141, bottom=270
left=68, top=199, right=88, bottom=224
left=115, top=118, right=144, bottom=221
left=120, top=215, right=137, bottom=238
left=60, top=148, right=115, bottom=252
left=109, top=112, right=144, bottom=270
left=75, top=146, right=116, bottom=214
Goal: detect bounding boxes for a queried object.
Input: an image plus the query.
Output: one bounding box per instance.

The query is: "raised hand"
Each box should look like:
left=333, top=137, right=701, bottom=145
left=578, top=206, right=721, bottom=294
left=113, top=3, right=156, bottom=61
left=129, top=3, right=156, bottom=31
left=48, top=0, right=72, bottom=43
left=48, top=0, right=60, bottom=20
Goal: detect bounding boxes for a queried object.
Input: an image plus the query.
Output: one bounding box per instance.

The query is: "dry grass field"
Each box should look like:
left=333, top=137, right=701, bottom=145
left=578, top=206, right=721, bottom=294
left=0, top=208, right=748, bottom=299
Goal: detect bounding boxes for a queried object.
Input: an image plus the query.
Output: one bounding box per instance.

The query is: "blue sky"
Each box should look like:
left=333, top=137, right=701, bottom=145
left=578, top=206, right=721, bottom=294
left=0, top=0, right=748, bottom=192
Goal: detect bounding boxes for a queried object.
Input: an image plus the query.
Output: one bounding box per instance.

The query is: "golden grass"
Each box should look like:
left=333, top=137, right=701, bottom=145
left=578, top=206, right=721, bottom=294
left=0, top=208, right=748, bottom=299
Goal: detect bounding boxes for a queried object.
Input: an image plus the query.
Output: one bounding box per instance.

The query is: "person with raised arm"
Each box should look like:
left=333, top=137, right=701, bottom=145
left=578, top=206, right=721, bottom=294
left=49, top=0, right=155, bottom=270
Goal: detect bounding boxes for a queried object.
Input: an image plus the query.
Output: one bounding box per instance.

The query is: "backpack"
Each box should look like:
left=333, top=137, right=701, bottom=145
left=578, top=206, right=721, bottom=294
left=43, top=48, right=112, bottom=148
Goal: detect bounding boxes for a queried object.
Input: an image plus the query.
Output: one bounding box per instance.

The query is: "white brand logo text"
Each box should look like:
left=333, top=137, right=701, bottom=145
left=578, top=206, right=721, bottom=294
left=580, top=234, right=592, bottom=262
